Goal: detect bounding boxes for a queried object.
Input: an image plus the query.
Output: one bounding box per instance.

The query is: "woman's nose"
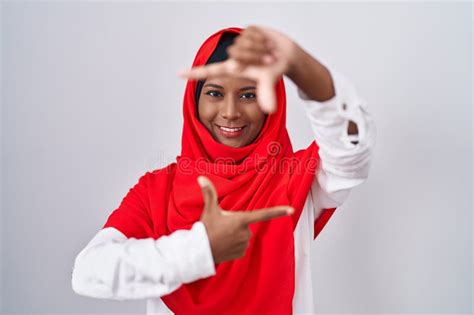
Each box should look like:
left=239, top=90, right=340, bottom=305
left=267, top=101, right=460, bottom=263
left=220, top=97, right=241, bottom=120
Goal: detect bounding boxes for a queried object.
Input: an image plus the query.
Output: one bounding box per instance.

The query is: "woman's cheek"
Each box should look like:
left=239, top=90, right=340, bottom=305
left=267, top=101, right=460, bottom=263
left=245, top=102, right=266, bottom=124
left=198, top=102, right=218, bottom=123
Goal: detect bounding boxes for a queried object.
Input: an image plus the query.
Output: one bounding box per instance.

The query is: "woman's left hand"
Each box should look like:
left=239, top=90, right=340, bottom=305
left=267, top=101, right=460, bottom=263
left=177, top=25, right=299, bottom=114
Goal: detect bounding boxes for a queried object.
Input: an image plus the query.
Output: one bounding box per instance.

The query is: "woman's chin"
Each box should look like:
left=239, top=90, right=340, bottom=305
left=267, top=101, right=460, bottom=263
left=221, top=139, right=245, bottom=148
left=214, top=135, right=247, bottom=148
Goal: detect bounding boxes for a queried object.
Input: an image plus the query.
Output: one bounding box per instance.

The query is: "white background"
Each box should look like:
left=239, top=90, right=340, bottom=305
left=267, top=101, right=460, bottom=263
left=1, top=1, right=472, bottom=314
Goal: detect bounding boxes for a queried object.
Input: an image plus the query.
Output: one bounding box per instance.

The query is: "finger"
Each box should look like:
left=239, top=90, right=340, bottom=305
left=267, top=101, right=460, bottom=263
left=234, top=36, right=268, bottom=54
left=243, top=226, right=252, bottom=239
left=228, top=47, right=266, bottom=65
left=177, top=63, right=227, bottom=80
left=244, top=25, right=267, bottom=43
left=228, top=44, right=268, bottom=62
left=245, top=26, right=275, bottom=50
left=240, top=206, right=294, bottom=225
left=197, top=176, right=219, bottom=212
left=256, top=73, right=277, bottom=113
left=220, top=209, right=237, bottom=216
left=177, top=61, right=231, bottom=80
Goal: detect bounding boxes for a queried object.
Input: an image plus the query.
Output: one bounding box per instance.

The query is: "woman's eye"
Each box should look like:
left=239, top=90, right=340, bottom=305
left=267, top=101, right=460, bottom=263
left=206, top=90, right=223, bottom=98
left=241, top=92, right=256, bottom=99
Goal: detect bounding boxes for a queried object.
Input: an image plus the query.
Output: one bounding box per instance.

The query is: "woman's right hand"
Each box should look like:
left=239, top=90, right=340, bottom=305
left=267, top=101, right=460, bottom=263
left=178, top=25, right=298, bottom=114
left=197, top=176, right=294, bottom=264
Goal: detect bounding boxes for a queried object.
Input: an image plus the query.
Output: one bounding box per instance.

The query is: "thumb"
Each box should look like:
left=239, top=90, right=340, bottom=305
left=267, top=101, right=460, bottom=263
left=257, top=72, right=277, bottom=114
left=197, top=176, right=219, bottom=215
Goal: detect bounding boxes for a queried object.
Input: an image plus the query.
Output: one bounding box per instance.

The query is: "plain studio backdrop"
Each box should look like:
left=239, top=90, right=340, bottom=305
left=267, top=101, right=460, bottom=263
left=1, top=1, right=472, bottom=314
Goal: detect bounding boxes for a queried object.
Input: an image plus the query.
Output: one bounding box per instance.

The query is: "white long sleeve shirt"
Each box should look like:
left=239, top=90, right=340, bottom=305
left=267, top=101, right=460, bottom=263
left=71, top=66, right=376, bottom=314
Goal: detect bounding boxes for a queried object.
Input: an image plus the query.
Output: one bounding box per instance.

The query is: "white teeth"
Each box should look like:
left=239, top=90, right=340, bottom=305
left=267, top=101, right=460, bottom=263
left=219, top=126, right=243, bottom=132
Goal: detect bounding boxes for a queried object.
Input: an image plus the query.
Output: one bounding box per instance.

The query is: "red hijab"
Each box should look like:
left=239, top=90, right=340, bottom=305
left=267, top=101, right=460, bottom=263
left=103, top=26, right=337, bottom=314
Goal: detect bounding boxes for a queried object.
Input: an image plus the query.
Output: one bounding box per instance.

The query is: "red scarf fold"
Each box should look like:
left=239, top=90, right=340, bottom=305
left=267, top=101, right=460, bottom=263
left=103, top=26, right=337, bottom=315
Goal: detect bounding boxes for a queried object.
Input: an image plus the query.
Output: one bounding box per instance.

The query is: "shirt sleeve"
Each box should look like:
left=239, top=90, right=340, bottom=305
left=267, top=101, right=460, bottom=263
left=71, top=221, right=216, bottom=300
left=297, top=65, right=376, bottom=237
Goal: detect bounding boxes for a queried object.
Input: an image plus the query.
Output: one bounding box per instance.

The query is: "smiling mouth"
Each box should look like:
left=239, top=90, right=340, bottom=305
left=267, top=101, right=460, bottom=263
left=215, top=124, right=246, bottom=138
left=216, top=124, right=245, bottom=132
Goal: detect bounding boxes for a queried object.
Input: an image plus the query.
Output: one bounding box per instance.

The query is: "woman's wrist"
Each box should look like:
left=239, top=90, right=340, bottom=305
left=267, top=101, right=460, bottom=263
left=286, top=44, right=335, bottom=102
left=286, top=42, right=305, bottom=79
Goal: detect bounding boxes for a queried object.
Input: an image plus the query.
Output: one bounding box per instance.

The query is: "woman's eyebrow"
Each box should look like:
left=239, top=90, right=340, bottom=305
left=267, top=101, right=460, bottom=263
left=203, top=83, right=223, bottom=89
left=239, top=86, right=256, bottom=92
left=204, top=83, right=256, bottom=91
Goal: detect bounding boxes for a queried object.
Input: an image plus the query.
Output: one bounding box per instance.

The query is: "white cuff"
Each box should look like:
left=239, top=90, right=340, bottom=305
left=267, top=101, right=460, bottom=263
left=158, top=221, right=216, bottom=284
left=297, top=66, right=374, bottom=150
left=298, top=65, right=376, bottom=179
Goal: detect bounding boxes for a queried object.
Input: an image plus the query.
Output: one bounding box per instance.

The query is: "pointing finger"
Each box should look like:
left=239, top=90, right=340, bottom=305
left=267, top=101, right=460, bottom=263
left=240, top=205, right=294, bottom=225
left=177, top=60, right=234, bottom=80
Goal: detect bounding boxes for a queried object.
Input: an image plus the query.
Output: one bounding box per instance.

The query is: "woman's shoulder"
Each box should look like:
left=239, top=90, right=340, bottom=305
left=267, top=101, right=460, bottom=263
left=143, top=162, right=178, bottom=186
left=149, top=163, right=178, bottom=176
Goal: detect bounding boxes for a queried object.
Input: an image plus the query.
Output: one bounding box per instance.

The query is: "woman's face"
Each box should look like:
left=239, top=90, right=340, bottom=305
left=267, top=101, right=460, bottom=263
left=198, top=76, right=267, bottom=148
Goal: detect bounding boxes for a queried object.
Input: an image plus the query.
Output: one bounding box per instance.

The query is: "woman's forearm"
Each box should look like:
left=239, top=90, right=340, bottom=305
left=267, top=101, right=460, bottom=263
left=286, top=44, right=358, bottom=135
left=286, top=44, right=335, bottom=102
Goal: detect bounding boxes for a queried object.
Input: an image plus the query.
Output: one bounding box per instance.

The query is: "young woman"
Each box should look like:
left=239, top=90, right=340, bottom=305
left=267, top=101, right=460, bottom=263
left=72, top=25, right=376, bottom=314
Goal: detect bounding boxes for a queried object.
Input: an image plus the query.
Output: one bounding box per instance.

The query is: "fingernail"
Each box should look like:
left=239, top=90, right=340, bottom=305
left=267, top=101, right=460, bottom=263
left=287, top=207, right=294, bottom=215
left=197, top=176, right=207, bottom=187
left=177, top=69, right=188, bottom=77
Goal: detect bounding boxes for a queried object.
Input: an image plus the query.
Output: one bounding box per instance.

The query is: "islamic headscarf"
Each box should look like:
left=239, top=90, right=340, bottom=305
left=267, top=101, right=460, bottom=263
left=103, top=26, right=337, bottom=315
left=194, top=31, right=238, bottom=107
